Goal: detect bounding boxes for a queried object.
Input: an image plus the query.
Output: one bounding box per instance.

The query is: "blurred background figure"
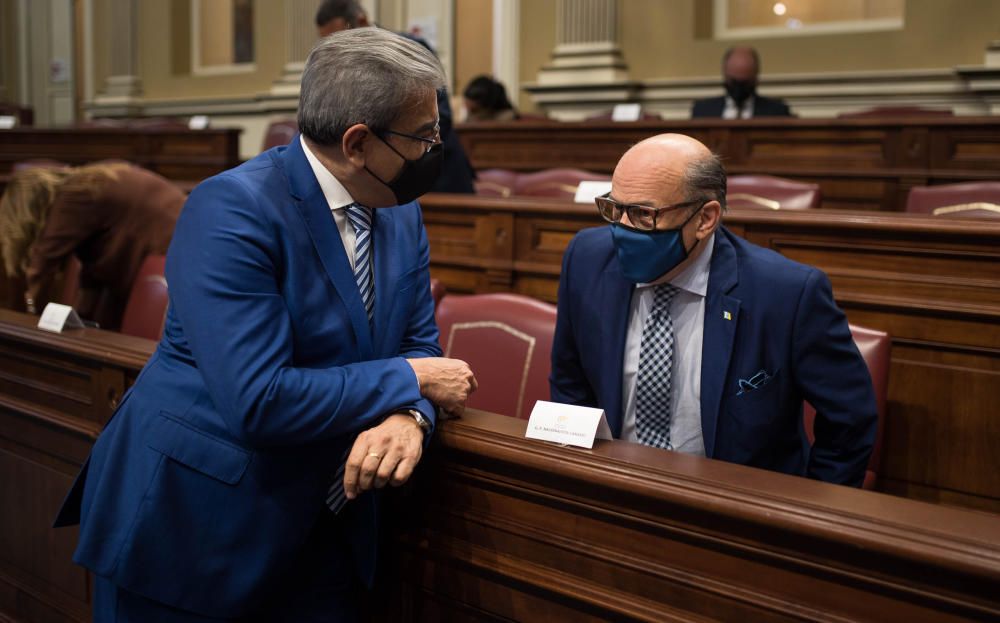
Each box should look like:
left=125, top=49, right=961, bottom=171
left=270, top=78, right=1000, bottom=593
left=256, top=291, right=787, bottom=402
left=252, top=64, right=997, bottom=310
left=314, top=0, right=476, bottom=194
left=463, top=75, right=519, bottom=122
left=0, top=162, right=184, bottom=329
left=691, top=46, right=791, bottom=119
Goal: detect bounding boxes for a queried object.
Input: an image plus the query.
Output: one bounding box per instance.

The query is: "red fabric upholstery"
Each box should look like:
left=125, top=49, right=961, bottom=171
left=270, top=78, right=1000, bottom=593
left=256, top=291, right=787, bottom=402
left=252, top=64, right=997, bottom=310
left=803, top=324, right=889, bottom=490
left=57, top=256, right=82, bottom=308
left=120, top=255, right=169, bottom=341
left=435, top=293, right=556, bottom=419
left=728, top=175, right=821, bottom=210
left=514, top=168, right=611, bottom=199
left=474, top=168, right=519, bottom=198
left=430, top=278, right=445, bottom=310
left=261, top=119, right=299, bottom=152
left=905, top=182, right=1000, bottom=219
left=838, top=106, right=953, bottom=118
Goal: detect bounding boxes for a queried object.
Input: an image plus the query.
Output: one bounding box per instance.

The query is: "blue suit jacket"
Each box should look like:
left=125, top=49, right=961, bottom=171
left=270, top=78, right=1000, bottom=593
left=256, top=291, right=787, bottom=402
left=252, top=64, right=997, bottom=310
left=54, top=137, right=442, bottom=617
left=550, top=226, right=876, bottom=485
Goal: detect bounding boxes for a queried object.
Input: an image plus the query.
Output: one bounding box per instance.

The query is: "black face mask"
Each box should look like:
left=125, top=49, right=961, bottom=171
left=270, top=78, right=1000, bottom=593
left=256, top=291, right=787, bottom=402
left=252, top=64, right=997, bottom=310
left=724, top=79, right=757, bottom=106
left=366, top=135, right=443, bottom=205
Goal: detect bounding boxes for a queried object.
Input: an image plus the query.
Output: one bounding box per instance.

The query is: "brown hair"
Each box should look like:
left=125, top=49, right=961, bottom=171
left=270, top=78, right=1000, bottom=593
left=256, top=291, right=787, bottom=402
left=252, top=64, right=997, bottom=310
left=0, top=162, right=131, bottom=277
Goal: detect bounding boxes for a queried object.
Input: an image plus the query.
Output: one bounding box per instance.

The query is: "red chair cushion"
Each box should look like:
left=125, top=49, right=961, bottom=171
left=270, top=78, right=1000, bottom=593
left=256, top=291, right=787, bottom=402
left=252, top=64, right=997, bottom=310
left=120, top=255, right=169, bottom=341
left=514, top=168, right=611, bottom=199
left=728, top=175, right=821, bottom=210
left=905, top=182, right=1000, bottom=218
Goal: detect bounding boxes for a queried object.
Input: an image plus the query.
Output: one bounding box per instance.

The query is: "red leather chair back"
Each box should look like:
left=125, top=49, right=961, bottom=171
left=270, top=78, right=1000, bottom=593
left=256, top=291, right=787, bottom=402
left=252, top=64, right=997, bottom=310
left=435, top=293, right=556, bottom=419
left=120, top=255, right=169, bottom=341
left=261, top=119, right=299, bottom=152
left=838, top=106, right=953, bottom=118
left=474, top=168, right=519, bottom=198
left=57, top=256, right=82, bottom=308
left=514, top=168, right=611, bottom=199
left=905, top=182, right=1000, bottom=218
left=430, top=278, right=445, bottom=310
left=728, top=175, right=821, bottom=210
left=803, top=324, right=889, bottom=490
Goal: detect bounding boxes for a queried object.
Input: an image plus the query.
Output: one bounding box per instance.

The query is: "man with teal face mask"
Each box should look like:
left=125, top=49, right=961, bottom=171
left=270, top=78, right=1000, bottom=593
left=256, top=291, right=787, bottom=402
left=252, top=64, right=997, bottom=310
left=550, top=133, right=877, bottom=486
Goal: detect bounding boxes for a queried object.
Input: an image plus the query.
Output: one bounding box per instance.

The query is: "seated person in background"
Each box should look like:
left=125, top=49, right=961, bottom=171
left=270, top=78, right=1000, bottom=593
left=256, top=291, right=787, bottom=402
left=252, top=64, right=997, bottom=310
left=463, top=75, right=519, bottom=122
left=316, top=0, right=476, bottom=194
left=0, top=162, right=184, bottom=329
left=691, top=46, right=791, bottom=119
left=550, top=133, right=876, bottom=486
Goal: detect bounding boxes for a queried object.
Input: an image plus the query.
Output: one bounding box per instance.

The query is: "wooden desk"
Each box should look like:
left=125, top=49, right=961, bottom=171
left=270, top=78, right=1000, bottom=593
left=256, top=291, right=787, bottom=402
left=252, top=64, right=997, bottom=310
left=0, top=127, right=241, bottom=184
left=1, top=314, right=997, bottom=622
left=457, top=117, right=1000, bottom=212
left=421, top=193, right=1000, bottom=512
left=378, top=409, right=1000, bottom=622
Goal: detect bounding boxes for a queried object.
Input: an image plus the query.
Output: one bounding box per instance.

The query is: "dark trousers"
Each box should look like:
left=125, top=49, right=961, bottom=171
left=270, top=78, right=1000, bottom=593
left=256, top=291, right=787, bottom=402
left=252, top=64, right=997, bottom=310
left=93, top=512, right=363, bottom=623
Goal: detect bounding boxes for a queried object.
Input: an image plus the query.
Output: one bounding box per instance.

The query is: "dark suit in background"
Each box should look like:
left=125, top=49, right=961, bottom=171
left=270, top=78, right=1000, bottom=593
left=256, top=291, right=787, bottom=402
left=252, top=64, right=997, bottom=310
left=691, top=95, right=792, bottom=118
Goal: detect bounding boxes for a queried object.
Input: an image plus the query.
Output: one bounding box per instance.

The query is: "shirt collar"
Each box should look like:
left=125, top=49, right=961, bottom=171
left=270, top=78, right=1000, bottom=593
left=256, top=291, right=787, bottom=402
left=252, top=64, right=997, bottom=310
left=300, top=135, right=356, bottom=211
left=637, top=232, right=715, bottom=298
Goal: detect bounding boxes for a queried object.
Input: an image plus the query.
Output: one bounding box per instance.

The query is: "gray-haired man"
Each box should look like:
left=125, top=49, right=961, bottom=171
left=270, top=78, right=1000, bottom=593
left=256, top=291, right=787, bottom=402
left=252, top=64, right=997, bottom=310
left=57, top=28, right=476, bottom=622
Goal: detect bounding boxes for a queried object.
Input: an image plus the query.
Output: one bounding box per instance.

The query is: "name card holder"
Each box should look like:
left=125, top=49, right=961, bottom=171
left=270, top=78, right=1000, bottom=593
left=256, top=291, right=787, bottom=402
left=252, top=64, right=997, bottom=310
left=37, top=303, right=85, bottom=333
left=525, top=400, right=612, bottom=449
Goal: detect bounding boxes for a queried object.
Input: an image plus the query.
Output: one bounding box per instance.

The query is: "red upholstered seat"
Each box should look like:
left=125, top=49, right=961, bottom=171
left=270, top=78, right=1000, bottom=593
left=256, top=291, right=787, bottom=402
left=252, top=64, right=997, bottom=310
left=838, top=106, right=953, bottom=118
left=120, top=255, right=169, bottom=341
left=435, top=293, right=556, bottom=419
left=474, top=168, right=519, bottom=198
left=727, top=175, right=821, bottom=210
left=514, top=168, right=611, bottom=199
left=803, top=324, right=889, bottom=490
left=261, top=119, right=299, bottom=152
left=430, top=278, right=445, bottom=309
left=905, top=182, right=1000, bottom=219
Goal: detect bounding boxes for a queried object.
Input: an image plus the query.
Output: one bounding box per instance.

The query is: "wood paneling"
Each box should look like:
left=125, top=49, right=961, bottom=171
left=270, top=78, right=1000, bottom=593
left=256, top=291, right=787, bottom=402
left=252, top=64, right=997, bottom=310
left=457, top=117, right=1000, bottom=212
left=421, top=194, right=1000, bottom=512
left=376, top=410, right=1000, bottom=622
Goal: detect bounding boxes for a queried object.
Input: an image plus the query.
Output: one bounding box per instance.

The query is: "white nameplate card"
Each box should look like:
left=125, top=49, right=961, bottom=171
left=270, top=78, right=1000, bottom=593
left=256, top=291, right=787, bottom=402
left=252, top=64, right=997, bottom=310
left=188, top=115, right=210, bottom=130
left=611, top=102, right=642, bottom=122
left=525, top=400, right=612, bottom=449
left=37, top=302, right=85, bottom=333
left=0, top=115, right=16, bottom=129
left=574, top=180, right=613, bottom=204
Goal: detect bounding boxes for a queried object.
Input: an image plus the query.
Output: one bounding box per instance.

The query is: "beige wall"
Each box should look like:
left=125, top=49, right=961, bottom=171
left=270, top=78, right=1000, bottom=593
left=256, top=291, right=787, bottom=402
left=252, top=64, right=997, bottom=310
left=0, top=0, right=19, bottom=104
left=454, top=0, right=492, bottom=97
left=517, top=0, right=1000, bottom=96
left=137, top=0, right=284, bottom=101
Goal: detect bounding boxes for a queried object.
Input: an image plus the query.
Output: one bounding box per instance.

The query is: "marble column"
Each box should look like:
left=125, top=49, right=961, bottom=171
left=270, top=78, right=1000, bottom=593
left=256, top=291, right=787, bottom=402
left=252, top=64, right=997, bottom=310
left=271, top=0, right=318, bottom=96
left=95, top=0, right=142, bottom=108
left=536, top=0, right=629, bottom=86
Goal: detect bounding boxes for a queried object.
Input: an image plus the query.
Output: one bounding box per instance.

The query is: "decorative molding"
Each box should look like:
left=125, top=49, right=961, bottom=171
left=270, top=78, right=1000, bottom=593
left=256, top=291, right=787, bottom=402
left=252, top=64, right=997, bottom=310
left=492, top=0, right=519, bottom=101
left=536, top=0, right=629, bottom=87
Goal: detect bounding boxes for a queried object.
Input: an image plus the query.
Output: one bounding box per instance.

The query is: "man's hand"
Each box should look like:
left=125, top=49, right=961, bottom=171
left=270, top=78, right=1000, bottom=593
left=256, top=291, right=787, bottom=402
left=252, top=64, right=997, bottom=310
left=407, top=357, right=477, bottom=417
left=343, top=413, right=424, bottom=500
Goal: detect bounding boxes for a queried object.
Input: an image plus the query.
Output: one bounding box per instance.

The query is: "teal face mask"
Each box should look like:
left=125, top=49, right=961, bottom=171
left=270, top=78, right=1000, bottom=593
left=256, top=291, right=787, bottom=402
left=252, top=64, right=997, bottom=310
left=611, top=207, right=702, bottom=283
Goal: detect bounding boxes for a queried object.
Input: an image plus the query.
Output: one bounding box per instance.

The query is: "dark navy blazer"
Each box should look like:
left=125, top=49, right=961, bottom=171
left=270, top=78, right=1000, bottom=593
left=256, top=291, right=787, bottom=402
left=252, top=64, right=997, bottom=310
left=691, top=95, right=792, bottom=118
left=55, top=136, right=442, bottom=617
left=550, top=226, right=876, bottom=486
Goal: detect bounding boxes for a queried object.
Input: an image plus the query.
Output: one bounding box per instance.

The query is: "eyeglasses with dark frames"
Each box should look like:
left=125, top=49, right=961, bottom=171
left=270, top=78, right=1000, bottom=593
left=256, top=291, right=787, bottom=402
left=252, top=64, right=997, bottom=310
left=595, top=193, right=706, bottom=231
left=381, top=125, right=442, bottom=154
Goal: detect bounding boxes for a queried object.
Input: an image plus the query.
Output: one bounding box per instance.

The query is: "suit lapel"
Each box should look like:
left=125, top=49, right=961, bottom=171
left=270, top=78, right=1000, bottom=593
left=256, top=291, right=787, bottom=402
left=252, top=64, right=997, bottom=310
left=599, top=256, right=634, bottom=438
left=371, top=207, right=398, bottom=355
left=283, top=137, right=374, bottom=360
left=700, top=229, right=740, bottom=458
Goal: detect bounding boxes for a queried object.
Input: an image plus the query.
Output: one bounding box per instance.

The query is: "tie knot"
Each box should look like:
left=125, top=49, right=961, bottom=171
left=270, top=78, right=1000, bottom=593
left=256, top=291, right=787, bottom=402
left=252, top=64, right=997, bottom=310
left=651, top=283, right=678, bottom=313
left=346, top=203, right=372, bottom=234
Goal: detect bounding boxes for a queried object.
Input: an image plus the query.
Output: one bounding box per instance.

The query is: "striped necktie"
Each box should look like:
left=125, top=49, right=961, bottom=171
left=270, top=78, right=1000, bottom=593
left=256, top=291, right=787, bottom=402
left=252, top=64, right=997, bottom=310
left=345, top=204, right=374, bottom=327
left=634, top=284, right=679, bottom=450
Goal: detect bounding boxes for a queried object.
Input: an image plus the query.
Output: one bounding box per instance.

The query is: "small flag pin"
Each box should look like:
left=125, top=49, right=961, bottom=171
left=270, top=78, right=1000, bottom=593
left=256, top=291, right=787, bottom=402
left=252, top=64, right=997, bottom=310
left=723, top=311, right=732, bottom=320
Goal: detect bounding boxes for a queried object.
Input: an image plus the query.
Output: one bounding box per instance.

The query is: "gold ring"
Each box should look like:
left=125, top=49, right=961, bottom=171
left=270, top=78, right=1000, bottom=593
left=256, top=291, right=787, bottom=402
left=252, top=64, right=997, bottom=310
left=366, top=452, right=382, bottom=460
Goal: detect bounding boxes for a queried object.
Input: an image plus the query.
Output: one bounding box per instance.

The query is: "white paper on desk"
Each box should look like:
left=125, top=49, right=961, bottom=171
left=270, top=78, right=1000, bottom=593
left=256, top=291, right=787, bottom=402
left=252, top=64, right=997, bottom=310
left=37, top=302, right=85, bottom=333
left=574, top=180, right=612, bottom=204
left=611, top=102, right=642, bottom=122
left=525, top=400, right=612, bottom=449
left=0, top=116, right=16, bottom=129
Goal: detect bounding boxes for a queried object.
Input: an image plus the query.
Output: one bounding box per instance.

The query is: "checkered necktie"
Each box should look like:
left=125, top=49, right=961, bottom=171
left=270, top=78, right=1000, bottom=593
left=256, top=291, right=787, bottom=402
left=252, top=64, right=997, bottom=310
left=634, top=284, right=679, bottom=450
left=346, top=204, right=374, bottom=327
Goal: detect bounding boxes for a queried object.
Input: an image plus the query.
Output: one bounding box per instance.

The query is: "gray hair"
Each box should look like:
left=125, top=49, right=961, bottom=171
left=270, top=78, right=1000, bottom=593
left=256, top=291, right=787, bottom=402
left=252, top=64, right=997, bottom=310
left=684, top=153, right=727, bottom=212
left=298, top=28, right=446, bottom=146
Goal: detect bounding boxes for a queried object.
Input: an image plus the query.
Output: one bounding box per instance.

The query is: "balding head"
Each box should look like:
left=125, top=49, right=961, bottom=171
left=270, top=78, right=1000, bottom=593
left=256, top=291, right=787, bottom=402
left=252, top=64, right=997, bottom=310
left=723, top=46, right=760, bottom=83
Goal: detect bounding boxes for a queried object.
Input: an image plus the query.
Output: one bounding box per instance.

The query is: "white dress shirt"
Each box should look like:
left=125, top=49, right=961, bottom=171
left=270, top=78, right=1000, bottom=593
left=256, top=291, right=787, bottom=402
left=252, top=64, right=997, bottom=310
left=620, top=233, right=715, bottom=456
left=722, top=96, right=754, bottom=120
left=300, top=136, right=361, bottom=269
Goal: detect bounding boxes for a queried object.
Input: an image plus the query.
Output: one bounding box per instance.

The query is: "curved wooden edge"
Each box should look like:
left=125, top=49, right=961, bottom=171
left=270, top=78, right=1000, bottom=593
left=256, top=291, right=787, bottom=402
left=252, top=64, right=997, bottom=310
left=456, top=116, right=1000, bottom=131
left=436, top=409, right=1000, bottom=581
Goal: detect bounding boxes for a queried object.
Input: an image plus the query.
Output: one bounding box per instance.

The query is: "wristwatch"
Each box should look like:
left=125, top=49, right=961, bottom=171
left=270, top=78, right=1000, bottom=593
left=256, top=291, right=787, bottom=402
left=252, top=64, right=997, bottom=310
left=406, top=408, right=432, bottom=435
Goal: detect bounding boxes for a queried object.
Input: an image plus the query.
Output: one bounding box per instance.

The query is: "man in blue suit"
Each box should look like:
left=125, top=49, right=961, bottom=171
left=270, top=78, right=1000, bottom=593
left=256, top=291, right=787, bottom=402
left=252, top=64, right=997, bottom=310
left=55, top=28, right=476, bottom=621
left=550, top=133, right=876, bottom=486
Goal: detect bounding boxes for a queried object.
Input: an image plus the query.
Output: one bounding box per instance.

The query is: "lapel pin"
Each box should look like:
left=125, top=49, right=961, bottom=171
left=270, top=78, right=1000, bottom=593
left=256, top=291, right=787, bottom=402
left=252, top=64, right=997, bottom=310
left=723, top=311, right=732, bottom=320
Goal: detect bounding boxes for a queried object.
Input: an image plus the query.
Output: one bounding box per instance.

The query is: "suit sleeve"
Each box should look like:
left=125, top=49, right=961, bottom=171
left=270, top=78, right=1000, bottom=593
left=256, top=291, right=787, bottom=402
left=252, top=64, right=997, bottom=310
left=550, top=235, right=598, bottom=407
left=792, top=269, right=878, bottom=486
left=166, top=175, right=427, bottom=448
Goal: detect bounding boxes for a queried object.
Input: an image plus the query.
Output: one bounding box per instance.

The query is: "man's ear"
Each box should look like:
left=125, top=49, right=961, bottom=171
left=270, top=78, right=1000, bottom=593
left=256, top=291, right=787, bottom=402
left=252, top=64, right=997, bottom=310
left=696, top=200, right=722, bottom=240
left=342, top=123, right=372, bottom=167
